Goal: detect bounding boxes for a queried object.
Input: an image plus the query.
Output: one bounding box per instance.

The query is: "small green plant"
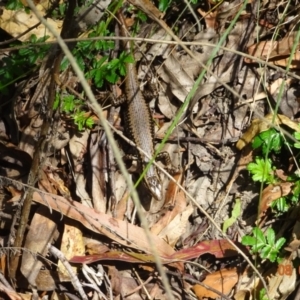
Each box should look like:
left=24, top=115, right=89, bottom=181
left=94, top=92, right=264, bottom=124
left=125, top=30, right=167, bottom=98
left=252, top=128, right=284, bottom=156
left=53, top=94, right=94, bottom=131
left=293, top=131, right=300, bottom=149
left=61, top=21, right=133, bottom=88
left=259, top=288, right=269, bottom=300
left=242, top=227, right=286, bottom=263
left=158, top=0, right=200, bottom=12
left=247, top=157, right=276, bottom=184
left=51, top=2, right=67, bottom=19
left=57, top=19, right=136, bottom=130
left=5, top=0, right=25, bottom=10
left=246, top=127, right=300, bottom=214
left=222, top=198, right=241, bottom=233
left=0, top=34, right=50, bottom=94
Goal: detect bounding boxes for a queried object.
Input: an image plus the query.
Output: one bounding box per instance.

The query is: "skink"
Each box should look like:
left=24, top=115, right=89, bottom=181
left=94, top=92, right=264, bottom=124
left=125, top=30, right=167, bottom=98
left=118, top=12, right=161, bottom=200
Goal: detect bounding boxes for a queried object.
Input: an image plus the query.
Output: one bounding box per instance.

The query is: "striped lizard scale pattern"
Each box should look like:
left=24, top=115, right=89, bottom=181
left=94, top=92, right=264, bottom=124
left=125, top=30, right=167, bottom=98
left=119, top=11, right=162, bottom=200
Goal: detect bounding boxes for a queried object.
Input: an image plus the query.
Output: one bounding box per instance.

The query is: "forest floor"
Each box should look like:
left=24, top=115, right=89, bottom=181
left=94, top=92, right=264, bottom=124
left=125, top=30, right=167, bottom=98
left=1, top=0, right=300, bottom=299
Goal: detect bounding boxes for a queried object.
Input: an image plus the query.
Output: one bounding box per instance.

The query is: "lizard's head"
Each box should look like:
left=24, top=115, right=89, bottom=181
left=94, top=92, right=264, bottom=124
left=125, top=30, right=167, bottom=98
left=145, top=175, right=162, bottom=200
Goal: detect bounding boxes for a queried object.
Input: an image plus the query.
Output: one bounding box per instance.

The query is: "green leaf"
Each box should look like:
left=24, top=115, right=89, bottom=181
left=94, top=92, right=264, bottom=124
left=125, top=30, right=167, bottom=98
left=62, top=95, right=76, bottom=113
left=271, top=197, right=289, bottom=212
left=137, top=11, right=147, bottom=22
left=247, top=157, right=274, bottom=183
left=252, top=128, right=283, bottom=155
left=18, top=48, right=33, bottom=56
left=294, top=132, right=300, bottom=140
left=260, top=245, right=272, bottom=259
left=59, top=3, right=66, bottom=14
left=253, top=227, right=266, bottom=243
left=29, top=34, right=37, bottom=43
left=6, top=0, right=24, bottom=10
left=222, top=198, right=241, bottom=233
left=105, top=71, right=118, bottom=84
left=85, top=117, right=94, bottom=129
left=294, top=143, right=300, bottom=149
left=72, top=112, right=85, bottom=131
left=242, top=228, right=267, bottom=252
left=266, top=228, right=275, bottom=246
left=275, top=237, right=286, bottom=250
left=259, top=288, right=269, bottom=300
left=241, top=236, right=257, bottom=246
left=158, top=0, right=171, bottom=12
left=292, top=180, right=300, bottom=200
left=53, top=94, right=60, bottom=110
left=123, top=54, right=135, bottom=64
left=94, top=69, right=105, bottom=87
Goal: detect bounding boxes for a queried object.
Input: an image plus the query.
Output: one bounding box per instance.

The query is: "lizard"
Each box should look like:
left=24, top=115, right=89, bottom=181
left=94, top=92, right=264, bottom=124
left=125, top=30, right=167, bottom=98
left=117, top=11, right=162, bottom=200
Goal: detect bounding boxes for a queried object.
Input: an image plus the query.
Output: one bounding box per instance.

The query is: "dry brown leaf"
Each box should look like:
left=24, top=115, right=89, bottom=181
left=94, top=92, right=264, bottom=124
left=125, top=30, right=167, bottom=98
left=233, top=268, right=260, bottom=300
left=259, top=182, right=293, bottom=218
left=272, top=52, right=300, bottom=69
left=198, top=8, right=218, bottom=30
left=234, top=290, right=250, bottom=300
left=246, top=32, right=300, bottom=63
left=157, top=204, right=193, bottom=247
left=246, top=40, right=279, bottom=63
left=150, top=173, right=185, bottom=236
left=107, top=266, right=123, bottom=296
left=29, top=191, right=177, bottom=259
left=193, top=268, right=238, bottom=299
left=127, top=0, right=164, bottom=19
left=68, top=130, right=92, bottom=206
left=38, top=169, right=57, bottom=195
left=86, top=242, right=110, bottom=255
left=157, top=53, right=194, bottom=104
left=267, top=259, right=296, bottom=300
left=20, top=206, right=59, bottom=287
left=163, top=172, right=183, bottom=209
left=0, top=283, right=23, bottom=300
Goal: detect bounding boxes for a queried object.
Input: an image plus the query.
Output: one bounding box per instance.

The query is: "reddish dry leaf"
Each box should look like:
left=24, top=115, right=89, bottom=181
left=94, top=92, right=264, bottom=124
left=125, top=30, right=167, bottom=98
left=70, top=251, right=155, bottom=264
left=70, top=239, right=239, bottom=266
left=193, top=268, right=238, bottom=299
left=0, top=254, right=6, bottom=274
left=259, top=19, right=276, bottom=29
left=259, top=182, right=293, bottom=218
left=169, top=239, right=239, bottom=261
left=6, top=186, right=22, bottom=203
